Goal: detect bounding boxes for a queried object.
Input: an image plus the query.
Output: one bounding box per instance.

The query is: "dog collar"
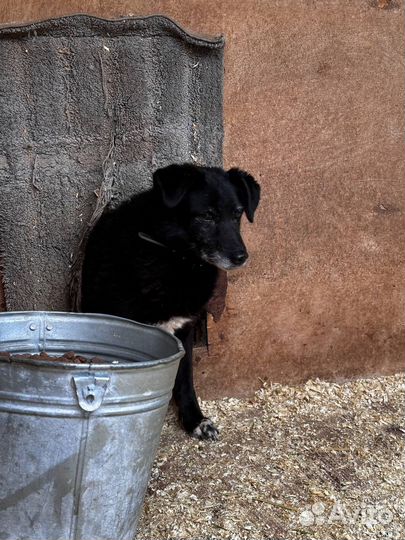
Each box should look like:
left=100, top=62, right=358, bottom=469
left=138, top=232, right=204, bottom=267
left=138, top=232, right=167, bottom=249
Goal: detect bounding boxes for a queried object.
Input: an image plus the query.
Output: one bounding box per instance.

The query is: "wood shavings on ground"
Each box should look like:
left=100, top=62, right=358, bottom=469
left=137, top=374, right=404, bottom=540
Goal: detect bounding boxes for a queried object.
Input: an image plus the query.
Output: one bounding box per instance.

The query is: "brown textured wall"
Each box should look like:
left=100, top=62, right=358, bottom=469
left=1, top=1, right=404, bottom=397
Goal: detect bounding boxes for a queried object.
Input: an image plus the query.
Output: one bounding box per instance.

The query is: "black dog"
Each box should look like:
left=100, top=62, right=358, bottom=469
left=81, top=163, right=260, bottom=440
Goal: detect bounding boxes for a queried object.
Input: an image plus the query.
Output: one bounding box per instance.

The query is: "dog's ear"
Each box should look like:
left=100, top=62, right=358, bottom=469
left=153, top=164, right=200, bottom=208
left=228, top=168, right=261, bottom=223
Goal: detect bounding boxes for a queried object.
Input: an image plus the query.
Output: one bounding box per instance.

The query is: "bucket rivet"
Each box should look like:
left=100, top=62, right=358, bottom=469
left=46, top=324, right=53, bottom=331
left=29, top=323, right=36, bottom=331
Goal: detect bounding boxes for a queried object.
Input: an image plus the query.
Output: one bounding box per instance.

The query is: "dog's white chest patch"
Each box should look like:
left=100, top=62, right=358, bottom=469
left=157, top=317, right=192, bottom=335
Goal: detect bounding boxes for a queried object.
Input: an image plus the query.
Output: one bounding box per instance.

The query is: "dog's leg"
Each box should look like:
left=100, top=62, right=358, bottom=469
left=173, top=326, right=219, bottom=441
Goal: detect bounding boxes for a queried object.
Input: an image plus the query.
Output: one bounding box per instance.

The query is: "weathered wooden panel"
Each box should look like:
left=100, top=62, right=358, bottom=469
left=0, top=14, right=223, bottom=310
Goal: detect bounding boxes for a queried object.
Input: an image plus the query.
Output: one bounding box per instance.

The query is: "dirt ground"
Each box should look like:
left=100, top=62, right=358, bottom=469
left=137, top=374, right=404, bottom=540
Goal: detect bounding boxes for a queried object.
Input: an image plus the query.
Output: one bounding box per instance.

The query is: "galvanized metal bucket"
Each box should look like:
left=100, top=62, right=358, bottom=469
left=0, top=311, right=184, bottom=540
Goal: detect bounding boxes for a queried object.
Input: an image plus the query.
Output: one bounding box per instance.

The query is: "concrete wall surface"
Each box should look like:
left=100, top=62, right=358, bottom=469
left=1, top=1, right=404, bottom=397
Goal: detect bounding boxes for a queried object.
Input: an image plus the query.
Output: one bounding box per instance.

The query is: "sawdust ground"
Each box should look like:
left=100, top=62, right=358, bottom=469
left=137, top=374, right=404, bottom=540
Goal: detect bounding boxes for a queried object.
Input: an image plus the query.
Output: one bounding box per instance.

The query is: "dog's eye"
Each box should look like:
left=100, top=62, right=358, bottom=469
left=232, top=209, right=243, bottom=221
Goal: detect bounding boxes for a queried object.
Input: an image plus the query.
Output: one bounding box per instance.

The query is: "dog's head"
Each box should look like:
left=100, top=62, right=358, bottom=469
left=153, top=164, right=260, bottom=270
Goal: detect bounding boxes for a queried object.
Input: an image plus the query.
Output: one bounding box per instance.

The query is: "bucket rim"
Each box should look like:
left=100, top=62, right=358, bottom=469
left=0, top=311, right=184, bottom=370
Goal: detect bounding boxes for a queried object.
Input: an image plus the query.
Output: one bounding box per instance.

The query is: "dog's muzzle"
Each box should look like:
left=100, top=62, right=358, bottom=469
left=203, top=251, right=249, bottom=271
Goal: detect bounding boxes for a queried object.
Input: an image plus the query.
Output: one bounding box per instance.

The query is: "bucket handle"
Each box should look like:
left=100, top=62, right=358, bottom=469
left=72, top=375, right=110, bottom=412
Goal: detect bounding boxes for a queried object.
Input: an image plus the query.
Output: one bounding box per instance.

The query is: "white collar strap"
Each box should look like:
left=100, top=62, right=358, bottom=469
left=138, top=231, right=167, bottom=248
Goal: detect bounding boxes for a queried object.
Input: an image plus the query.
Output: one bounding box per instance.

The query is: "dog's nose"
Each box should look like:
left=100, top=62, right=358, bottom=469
left=233, top=252, right=248, bottom=266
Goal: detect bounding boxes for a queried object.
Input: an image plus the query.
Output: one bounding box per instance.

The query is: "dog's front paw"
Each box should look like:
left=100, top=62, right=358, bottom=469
left=192, top=418, right=219, bottom=441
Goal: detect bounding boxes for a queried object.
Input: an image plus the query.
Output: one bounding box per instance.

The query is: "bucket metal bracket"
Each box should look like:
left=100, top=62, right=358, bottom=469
left=72, top=375, right=110, bottom=412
